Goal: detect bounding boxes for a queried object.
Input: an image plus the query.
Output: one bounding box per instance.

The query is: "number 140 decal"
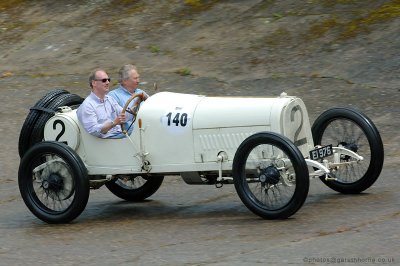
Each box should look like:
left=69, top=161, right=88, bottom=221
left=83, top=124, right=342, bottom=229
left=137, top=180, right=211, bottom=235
left=166, top=112, right=188, bottom=127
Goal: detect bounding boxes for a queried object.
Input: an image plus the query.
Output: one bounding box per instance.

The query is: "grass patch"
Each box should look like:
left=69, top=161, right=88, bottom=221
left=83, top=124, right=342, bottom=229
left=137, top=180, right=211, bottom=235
left=304, top=17, right=340, bottom=40
left=184, top=0, right=202, bottom=7
left=0, top=19, right=39, bottom=44
left=340, top=0, right=400, bottom=39
left=0, top=0, right=26, bottom=10
left=190, top=46, right=214, bottom=55
left=29, top=72, right=64, bottom=78
left=178, top=0, right=221, bottom=17
left=302, top=1, right=400, bottom=41
left=107, top=0, right=145, bottom=14
left=309, top=0, right=359, bottom=7
left=175, top=68, right=192, bottom=76
left=191, top=47, right=205, bottom=53
left=184, top=0, right=219, bottom=10
left=148, top=45, right=161, bottom=54
left=263, top=27, right=291, bottom=47
left=273, top=13, right=284, bottom=19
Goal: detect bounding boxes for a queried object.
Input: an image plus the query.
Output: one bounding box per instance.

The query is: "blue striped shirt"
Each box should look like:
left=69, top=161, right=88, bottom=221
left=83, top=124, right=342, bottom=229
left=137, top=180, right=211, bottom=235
left=108, top=85, right=149, bottom=132
left=108, top=85, right=148, bottom=108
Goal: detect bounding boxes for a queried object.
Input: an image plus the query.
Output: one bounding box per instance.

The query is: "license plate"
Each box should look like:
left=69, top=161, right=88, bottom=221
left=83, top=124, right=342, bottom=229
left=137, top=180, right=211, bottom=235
left=309, top=144, right=333, bottom=160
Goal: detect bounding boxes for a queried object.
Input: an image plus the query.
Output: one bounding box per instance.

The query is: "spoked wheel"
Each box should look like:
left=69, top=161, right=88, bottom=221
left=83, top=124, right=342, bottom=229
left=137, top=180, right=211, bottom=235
left=105, top=175, right=164, bottom=202
left=312, top=107, right=384, bottom=194
left=233, top=132, right=309, bottom=219
left=18, top=141, right=89, bottom=224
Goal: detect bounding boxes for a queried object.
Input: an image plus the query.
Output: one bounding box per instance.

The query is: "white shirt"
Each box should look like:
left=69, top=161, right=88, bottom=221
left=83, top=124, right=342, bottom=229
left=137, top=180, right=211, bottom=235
left=77, top=92, right=129, bottom=138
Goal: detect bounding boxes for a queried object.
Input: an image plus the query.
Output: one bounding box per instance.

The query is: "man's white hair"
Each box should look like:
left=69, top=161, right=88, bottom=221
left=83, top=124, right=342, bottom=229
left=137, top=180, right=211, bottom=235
left=118, top=64, right=137, bottom=83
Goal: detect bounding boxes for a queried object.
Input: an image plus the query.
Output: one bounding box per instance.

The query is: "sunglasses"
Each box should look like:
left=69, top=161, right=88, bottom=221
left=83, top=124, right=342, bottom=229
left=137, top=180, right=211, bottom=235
left=95, top=78, right=111, bottom=83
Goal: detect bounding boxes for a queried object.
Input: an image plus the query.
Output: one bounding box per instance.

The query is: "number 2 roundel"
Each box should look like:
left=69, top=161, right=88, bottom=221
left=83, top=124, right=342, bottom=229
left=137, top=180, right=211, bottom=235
left=160, top=108, right=192, bottom=135
left=44, top=116, right=80, bottom=150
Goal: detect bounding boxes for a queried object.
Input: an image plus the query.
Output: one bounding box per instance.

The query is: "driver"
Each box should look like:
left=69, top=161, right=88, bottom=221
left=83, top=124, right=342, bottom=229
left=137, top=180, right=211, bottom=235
left=108, top=64, right=149, bottom=134
left=77, top=69, right=133, bottom=139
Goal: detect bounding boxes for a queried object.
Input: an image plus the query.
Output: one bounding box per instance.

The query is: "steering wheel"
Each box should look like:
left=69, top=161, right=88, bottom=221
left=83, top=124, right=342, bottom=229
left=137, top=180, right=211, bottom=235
left=121, top=93, right=144, bottom=134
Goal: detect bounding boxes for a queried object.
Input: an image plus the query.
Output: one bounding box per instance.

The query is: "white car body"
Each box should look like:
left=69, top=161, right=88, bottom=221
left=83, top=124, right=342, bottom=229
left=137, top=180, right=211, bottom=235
left=21, top=90, right=381, bottom=223
left=44, top=91, right=315, bottom=177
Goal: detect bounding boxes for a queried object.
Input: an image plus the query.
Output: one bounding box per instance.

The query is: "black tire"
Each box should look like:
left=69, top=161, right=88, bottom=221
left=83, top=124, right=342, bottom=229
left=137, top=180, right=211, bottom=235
left=19, top=89, right=69, bottom=158
left=18, top=141, right=90, bottom=224
left=105, top=175, right=164, bottom=202
left=29, top=93, right=84, bottom=147
left=233, top=132, right=309, bottom=219
left=311, top=107, right=384, bottom=194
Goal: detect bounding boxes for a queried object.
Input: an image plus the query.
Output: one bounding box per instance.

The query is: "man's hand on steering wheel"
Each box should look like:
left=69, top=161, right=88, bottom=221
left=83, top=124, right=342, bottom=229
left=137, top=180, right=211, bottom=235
left=115, top=113, right=126, bottom=125
left=121, top=92, right=146, bottom=134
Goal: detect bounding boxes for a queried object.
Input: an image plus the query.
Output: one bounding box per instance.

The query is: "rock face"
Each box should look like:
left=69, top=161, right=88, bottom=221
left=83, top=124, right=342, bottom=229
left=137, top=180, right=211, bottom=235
left=0, top=0, right=399, bottom=159
left=0, top=0, right=399, bottom=83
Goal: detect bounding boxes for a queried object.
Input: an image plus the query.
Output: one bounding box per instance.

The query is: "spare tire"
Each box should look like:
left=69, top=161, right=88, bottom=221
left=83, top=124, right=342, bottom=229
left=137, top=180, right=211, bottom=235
left=18, top=89, right=69, bottom=158
left=29, top=93, right=84, bottom=149
left=18, top=90, right=84, bottom=158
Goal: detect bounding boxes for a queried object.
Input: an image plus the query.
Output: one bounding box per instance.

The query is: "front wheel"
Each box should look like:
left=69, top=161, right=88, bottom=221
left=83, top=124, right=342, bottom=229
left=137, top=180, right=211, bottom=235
left=312, top=107, right=384, bottom=194
left=105, top=175, right=164, bottom=202
left=18, top=141, right=89, bottom=224
left=233, top=132, right=309, bottom=219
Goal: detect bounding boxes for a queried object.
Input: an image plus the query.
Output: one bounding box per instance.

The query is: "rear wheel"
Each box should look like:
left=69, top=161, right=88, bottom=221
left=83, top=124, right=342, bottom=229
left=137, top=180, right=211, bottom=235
left=18, top=141, right=89, bottom=223
left=105, top=175, right=164, bottom=202
left=312, top=107, right=384, bottom=194
left=233, top=132, right=309, bottom=219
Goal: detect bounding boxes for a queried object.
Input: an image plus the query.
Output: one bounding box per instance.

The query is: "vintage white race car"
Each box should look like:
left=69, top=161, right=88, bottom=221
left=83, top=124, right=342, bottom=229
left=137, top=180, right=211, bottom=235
left=18, top=90, right=384, bottom=223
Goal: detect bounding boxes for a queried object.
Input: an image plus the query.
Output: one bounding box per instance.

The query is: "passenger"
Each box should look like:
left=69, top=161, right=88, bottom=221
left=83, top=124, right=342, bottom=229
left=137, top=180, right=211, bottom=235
left=108, top=64, right=149, bottom=133
left=77, top=69, right=132, bottom=139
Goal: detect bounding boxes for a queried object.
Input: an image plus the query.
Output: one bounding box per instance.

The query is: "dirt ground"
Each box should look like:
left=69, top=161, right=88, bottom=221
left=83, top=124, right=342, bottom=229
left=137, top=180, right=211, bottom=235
left=0, top=0, right=399, bottom=265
